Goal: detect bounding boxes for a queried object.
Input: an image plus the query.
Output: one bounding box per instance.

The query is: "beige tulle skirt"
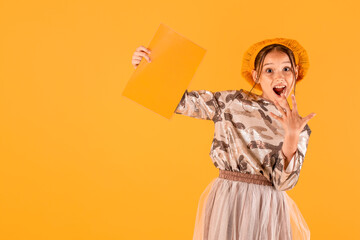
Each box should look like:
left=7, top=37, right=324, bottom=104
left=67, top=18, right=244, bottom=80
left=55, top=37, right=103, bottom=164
left=193, top=177, right=310, bottom=240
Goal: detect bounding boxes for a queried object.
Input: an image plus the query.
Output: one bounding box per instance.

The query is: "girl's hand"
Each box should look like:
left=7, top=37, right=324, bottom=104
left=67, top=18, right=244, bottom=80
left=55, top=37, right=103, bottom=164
left=131, top=45, right=152, bottom=69
left=269, top=92, right=316, bottom=136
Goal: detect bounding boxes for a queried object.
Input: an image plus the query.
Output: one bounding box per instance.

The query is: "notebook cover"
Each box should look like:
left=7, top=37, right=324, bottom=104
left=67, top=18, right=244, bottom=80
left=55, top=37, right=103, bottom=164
left=122, top=23, right=207, bottom=119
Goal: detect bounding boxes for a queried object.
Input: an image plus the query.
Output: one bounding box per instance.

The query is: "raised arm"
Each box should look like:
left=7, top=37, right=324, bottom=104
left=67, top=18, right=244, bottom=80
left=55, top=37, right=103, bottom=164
left=174, top=89, right=224, bottom=121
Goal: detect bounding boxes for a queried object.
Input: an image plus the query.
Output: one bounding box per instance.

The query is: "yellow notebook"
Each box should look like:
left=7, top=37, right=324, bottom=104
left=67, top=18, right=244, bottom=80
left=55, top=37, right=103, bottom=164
left=122, top=23, right=207, bottom=119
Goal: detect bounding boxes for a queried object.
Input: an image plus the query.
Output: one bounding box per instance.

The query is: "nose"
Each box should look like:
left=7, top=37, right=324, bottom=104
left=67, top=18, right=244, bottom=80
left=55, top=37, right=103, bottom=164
left=274, top=71, right=286, bottom=81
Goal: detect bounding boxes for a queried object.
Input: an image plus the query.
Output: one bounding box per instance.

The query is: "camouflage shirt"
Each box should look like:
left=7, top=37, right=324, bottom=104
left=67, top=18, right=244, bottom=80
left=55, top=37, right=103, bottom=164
left=174, top=89, right=312, bottom=191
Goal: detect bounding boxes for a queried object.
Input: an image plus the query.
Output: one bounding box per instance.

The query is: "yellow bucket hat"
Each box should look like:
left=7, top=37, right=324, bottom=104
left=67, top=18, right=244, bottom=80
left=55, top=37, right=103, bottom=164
left=241, top=37, right=310, bottom=91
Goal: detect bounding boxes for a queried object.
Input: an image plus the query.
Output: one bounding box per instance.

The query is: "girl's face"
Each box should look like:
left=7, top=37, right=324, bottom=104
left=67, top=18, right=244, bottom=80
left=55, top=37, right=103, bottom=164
left=251, top=50, right=299, bottom=104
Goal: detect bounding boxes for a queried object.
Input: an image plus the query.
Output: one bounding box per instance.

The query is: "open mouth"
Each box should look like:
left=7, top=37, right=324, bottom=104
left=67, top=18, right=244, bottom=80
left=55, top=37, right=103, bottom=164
left=273, top=86, right=286, bottom=96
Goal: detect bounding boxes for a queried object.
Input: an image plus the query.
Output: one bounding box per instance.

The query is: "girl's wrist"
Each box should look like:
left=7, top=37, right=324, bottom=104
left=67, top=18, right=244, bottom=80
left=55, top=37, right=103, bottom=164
left=284, top=131, right=300, bottom=140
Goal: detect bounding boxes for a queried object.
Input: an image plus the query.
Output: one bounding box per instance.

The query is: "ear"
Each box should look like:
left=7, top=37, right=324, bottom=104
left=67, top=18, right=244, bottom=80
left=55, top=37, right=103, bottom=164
left=251, top=69, right=258, bottom=83
left=295, top=65, right=299, bottom=79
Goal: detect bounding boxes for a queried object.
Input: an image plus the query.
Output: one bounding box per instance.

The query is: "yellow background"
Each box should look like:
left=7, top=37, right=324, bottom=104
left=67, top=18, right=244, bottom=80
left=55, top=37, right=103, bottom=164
left=1, top=0, right=359, bottom=239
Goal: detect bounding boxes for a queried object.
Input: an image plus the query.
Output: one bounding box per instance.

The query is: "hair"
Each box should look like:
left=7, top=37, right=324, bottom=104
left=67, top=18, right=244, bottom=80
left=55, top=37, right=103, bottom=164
left=243, top=44, right=298, bottom=111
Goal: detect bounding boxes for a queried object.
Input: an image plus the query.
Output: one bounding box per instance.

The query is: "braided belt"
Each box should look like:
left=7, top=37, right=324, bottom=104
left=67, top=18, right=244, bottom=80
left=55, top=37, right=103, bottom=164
left=219, top=169, right=274, bottom=186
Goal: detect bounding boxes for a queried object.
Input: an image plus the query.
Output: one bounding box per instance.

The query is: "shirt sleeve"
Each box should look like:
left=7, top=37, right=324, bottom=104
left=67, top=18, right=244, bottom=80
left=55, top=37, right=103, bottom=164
left=271, top=124, right=312, bottom=191
left=174, top=89, right=223, bottom=121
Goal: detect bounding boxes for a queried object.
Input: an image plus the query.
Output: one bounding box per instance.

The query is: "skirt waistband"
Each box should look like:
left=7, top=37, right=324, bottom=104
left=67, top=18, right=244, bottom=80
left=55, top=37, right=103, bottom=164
left=219, top=169, right=274, bottom=187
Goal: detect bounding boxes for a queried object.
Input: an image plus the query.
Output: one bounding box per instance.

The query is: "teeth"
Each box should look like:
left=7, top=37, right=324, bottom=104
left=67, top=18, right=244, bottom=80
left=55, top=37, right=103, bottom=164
left=274, top=85, right=285, bottom=88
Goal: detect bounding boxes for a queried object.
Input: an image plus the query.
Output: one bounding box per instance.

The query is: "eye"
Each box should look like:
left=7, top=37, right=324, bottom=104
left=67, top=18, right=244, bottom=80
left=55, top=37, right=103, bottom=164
left=265, top=68, right=272, bottom=73
left=284, top=67, right=291, bottom=71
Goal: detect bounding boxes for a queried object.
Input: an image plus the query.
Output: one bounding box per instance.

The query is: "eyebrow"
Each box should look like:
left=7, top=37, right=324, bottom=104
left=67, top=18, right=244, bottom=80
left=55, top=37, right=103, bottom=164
left=263, top=61, right=290, bottom=66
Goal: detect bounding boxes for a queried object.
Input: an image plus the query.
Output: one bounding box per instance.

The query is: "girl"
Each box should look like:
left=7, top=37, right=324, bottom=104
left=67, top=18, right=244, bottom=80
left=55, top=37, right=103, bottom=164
left=131, top=38, right=315, bottom=240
